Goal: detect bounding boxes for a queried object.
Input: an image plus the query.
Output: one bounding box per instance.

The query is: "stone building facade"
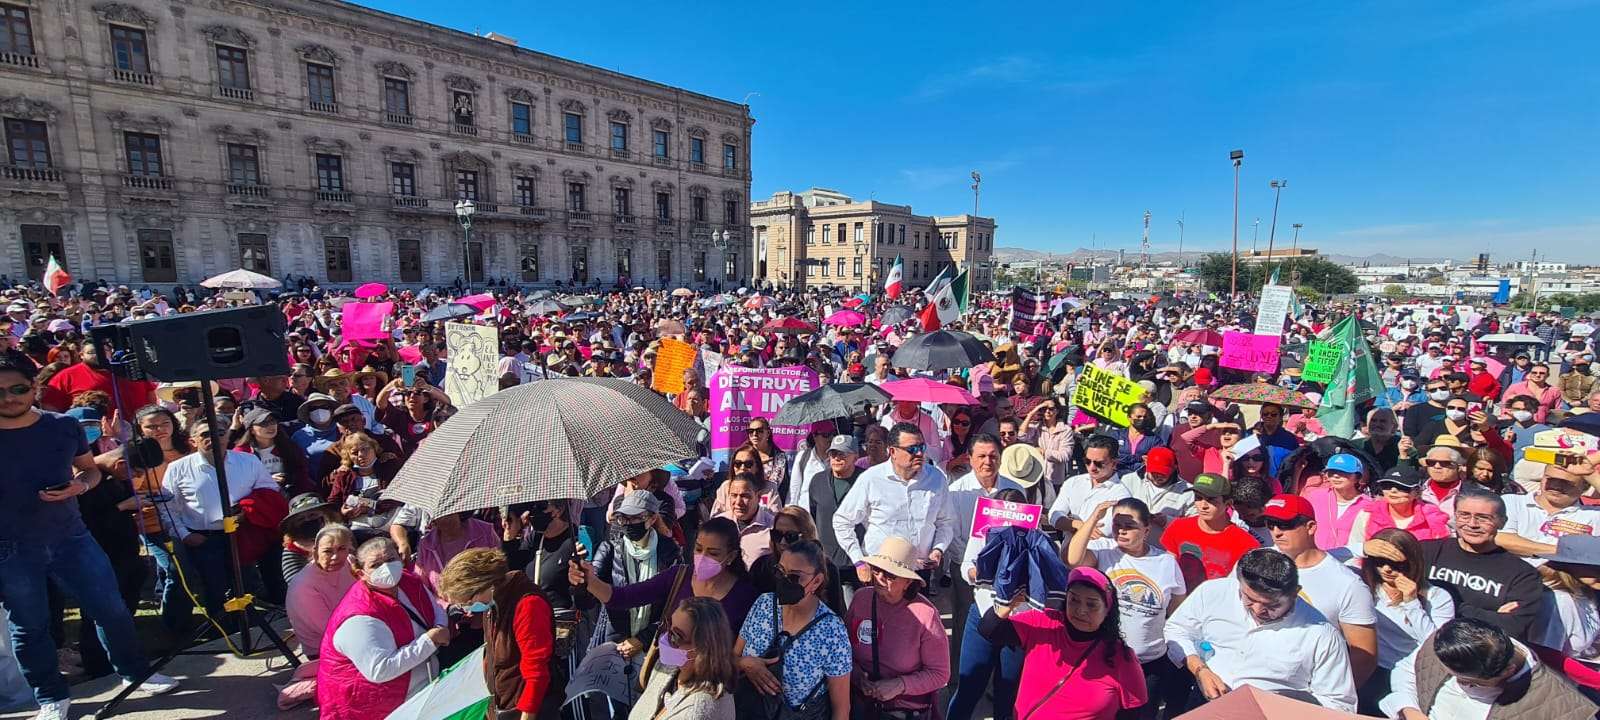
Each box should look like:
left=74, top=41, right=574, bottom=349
left=750, top=188, right=996, bottom=292
left=0, top=0, right=754, bottom=289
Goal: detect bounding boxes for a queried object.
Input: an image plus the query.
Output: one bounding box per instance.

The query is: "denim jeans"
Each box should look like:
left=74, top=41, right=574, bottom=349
left=0, top=529, right=151, bottom=704
left=946, top=603, right=1022, bottom=720
left=142, top=534, right=192, bottom=631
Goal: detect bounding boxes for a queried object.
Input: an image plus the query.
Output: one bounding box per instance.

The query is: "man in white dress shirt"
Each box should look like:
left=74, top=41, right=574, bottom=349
left=1050, top=434, right=1130, bottom=536
left=1166, top=547, right=1358, bottom=712
left=1381, top=617, right=1596, bottom=720
left=833, top=421, right=954, bottom=585
left=159, top=421, right=283, bottom=623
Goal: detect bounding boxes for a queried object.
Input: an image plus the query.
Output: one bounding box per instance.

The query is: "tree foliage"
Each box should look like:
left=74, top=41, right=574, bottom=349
left=1193, top=253, right=1359, bottom=295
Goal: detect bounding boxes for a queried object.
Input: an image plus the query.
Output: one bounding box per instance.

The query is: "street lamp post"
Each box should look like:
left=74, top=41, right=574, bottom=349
left=1289, top=223, right=1303, bottom=287
left=1265, top=179, right=1287, bottom=283
left=1229, top=149, right=1243, bottom=299
left=712, top=229, right=730, bottom=291
left=455, top=199, right=476, bottom=293
left=1175, top=212, right=1185, bottom=268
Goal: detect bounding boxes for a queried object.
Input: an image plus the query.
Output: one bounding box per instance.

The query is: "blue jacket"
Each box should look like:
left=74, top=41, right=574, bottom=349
left=974, top=526, right=1068, bottom=607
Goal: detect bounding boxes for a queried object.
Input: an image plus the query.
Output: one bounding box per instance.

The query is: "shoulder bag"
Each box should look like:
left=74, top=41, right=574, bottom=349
left=734, top=597, right=833, bottom=720
left=636, top=564, right=691, bottom=691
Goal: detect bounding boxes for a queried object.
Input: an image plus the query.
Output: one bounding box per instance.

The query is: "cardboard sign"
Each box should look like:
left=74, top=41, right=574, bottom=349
left=1221, top=332, right=1281, bottom=373
left=1303, top=340, right=1341, bottom=384
left=970, top=496, right=1043, bottom=538
left=443, top=321, right=499, bottom=408
left=1070, top=364, right=1145, bottom=427
left=1254, top=285, right=1294, bottom=337
left=709, top=366, right=819, bottom=463
left=650, top=337, right=698, bottom=394
left=340, top=301, right=393, bottom=341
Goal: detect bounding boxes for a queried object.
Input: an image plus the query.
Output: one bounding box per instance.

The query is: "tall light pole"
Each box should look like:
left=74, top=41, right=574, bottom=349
left=1252, top=218, right=1260, bottom=254
left=455, top=199, right=476, bottom=292
left=1141, top=210, right=1151, bottom=269
left=970, top=170, right=982, bottom=216
left=1264, top=179, right=1287, bottom=283
left=1289, top=222, right=1303, bottom=286
left=712, top=229, right=731, bottom=290
left=1175, top=212, right=1186, bottom=268
left=1230, top=149, right=1243, bottom=299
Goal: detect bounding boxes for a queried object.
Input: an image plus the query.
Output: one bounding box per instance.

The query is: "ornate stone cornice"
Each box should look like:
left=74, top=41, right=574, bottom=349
left=721, top=131, right=740, bottom=144
left=649, top=117, right=671, bottom=131
left=443, top=74, right=480, bottom=92
left=650, top=180, right=674, bottom=192
left=561, top=169, right=592, bottom=181
left=441, top=150, right=488, bottom=169
left=200, top=24, right=254, bottom=48
left=295, top=42, right=338, bottom=65
left=606, top=109, right=632, bottom=124
left=106, top=110, right=169, bottom=132
left=92, top=2, right=156, bottom=27
left=505, top=87, right=535, bottom=103
left=722, top=188, right=741, bottom=200
left=209, top=123, right=268, bottom=144
left=0, top=95, right=60, bottom=121
left=507, top=162, right=539, bottom=176
left=375, top=60, right=415, bottom=79
left=686, top=126, right=708, bottom=139
left=303, top=136, right=350, bottom=153
left=380, top=145, right=424, bottom=162
left=607, top=174, right=634, bottom=187
left=559, top=98, right=586, bottom=114
left=687, top=184, right=709, bottom=197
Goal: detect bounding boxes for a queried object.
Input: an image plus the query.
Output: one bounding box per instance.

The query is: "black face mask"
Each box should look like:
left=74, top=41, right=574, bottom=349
left=622, top=521, right=650, bottom=541
left=775, top=574, right=808, bottom=605
left=1133, top=418, right=1156, bottom=433
left=527, top=510, right=554, bottom=533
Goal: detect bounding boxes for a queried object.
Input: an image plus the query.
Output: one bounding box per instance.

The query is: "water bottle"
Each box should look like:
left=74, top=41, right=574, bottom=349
left=1197, top=640, right=1215, bottom=662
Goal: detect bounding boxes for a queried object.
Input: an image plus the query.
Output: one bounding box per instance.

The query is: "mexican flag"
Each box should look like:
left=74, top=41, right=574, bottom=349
left=883, top=256, right=904, bottom=299
left=1315, top=315, right=1385, bottom=439
left=43, top=255, right=71, bottom=295
left=918, top=268, right=968, bottom=331
left=385, top=647, right=490, bottom=720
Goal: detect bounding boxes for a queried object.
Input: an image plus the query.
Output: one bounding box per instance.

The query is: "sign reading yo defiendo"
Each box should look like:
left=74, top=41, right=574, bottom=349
left=1071, top=364, right=1145, bottom=427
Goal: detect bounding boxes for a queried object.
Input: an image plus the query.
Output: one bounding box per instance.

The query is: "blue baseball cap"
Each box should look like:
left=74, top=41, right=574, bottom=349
left=65, top=407, right=102, bottom=423
left=1324, top=453, right=1363, bottom=475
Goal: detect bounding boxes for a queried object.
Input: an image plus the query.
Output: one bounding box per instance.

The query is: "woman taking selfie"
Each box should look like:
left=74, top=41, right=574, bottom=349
left=843, top=536, right=949, bottom=720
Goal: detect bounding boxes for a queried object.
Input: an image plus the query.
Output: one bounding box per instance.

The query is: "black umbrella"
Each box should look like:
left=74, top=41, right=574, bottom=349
left=422, top=303, right=476, bottom=322
left=527, top=299, right=566, bottom=315
left=771, top=383, right=892, bottom=426
left=564, top=311, right=600, bottom=322
left=892, top=330, right=996, bottom=370
left=879, top=306, right=916, bottom=326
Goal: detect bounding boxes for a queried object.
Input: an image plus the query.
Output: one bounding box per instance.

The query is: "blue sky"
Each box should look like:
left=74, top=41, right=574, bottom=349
left=361, top=0, right=1599, bottom=262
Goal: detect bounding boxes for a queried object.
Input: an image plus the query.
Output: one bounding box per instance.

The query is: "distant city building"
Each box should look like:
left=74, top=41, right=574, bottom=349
left=1240, top=247, right=1318, bottom=264
left=749, top=188, right=996, bottom=291
left=1516, top=261, right=1570, bottom=273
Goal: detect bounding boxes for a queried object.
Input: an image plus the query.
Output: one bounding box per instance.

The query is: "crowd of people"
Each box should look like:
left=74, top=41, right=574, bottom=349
left=1, top=275, right=1599, bottom=720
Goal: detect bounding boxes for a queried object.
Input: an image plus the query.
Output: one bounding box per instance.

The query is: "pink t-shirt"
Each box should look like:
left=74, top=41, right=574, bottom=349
left=1008, top=608, right=1148, bottom=720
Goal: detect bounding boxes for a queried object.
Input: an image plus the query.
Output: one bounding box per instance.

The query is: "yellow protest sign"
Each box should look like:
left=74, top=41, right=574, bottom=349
left=651, top=337, right=698, bottom=394
left=1070, top=364, right=1145, bottom=427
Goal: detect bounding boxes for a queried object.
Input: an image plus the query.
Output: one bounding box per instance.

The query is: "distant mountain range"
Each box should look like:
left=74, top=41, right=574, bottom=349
left=992, top=246, right=1454, bottom=266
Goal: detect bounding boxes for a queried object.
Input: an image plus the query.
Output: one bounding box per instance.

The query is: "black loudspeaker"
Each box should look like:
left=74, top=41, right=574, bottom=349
left=124, top=306, right=289, bottom=382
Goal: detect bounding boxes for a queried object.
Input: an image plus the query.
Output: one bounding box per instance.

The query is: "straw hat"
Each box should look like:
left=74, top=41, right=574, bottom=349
left=313, top=367, right=374, bottom=389
left=296, top=392, right=339, bottom=424
left=156, top=380, right=221, bottom=404
left=863, top=536, right=922, bottom=581
left=1000, top=443, right=1046, bottom=488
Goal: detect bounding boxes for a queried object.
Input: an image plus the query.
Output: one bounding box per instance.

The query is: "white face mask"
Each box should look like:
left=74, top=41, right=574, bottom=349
left=1459, top=681, right=1505, bottom=704
left=310, top=409, right=332, bottom=425
left=1402, top=380, right=1418, bottom=390
left=1512, top=410, right=1534, bottom=423
left=1446, top=409, right=1468, bottom=422
left=366, top=560, right=403, bottom=589
left=1429, top=389, right=1452, bottom=402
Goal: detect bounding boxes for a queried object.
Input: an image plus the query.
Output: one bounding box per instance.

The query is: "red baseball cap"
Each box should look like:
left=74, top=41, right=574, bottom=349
left=1262, top=494, right=1315, bottom=522
left=1144, top=447, right=1176, bottom=477
left=1193, top=367, right=1214, bottom=386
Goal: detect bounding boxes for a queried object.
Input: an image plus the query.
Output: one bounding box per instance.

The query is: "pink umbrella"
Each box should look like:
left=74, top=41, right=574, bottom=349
left=1464, top=355, right=1506, bottom=378
left=744, top=295, right=776, bottom=310
left=457, top=293, right=497, bottom=312
left=881, top=378, right=977, bottom=405
left=825, top=309, right=867, bottom=327
left=354, top=282, right=388, bottom=299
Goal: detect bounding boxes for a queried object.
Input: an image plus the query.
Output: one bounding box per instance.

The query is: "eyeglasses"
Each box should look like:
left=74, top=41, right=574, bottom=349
left=1422, top=459, right=1458, bottom=468
left=1085, top=458, right=1112, bottom=468
left=2, top=383, right=32, bottom=397
left=952, top=418, right=971, bottom=427
left=891, top=443, right=926, bottom=456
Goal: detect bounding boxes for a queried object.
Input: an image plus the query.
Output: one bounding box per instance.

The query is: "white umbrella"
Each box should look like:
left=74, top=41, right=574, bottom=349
left=200, top=268, right=281, bottom=289
left=1477, top=333, right=1545, bottom=345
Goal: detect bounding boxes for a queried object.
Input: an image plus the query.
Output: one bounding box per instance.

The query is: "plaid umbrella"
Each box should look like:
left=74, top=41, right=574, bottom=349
left=383, top=378, right=701, bottom=516
left=422, top=303, right=476, bottom=322
left=771, top=383, right=892, bottom=426
left=1211, top=382, right=1318, bottom=410
left=891, top=330, right=996, bottom=370
left=526, top=299, right=566, bottom=315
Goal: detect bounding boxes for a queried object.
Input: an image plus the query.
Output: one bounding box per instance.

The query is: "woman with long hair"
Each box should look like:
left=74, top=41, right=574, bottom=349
left=1356, top=528, right=1455, bottom=715
left=439, top=547, right=560, bottom=719
left=289, top=363, right=316, bottom=397
left=1022, top=400, right=1074, bottom=487
left=744, top=418, right=789, bottom=498
left=844, top=536, right=949, bottom=720
left=711, top=443, right=783, bottom=515
left=633, top=597, right=739, bottom=720
left=980, top=566, right=1147, bottom=720
left=1466, top=447, right=1513, bottom=494
left=231, top=407, right=313, bottom=497
left=127, top=405, right=194, bottom=631
left=750, top=507, right=845, bottom=615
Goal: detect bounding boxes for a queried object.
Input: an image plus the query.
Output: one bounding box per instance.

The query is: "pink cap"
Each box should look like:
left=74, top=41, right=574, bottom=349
left=1067, top=566, right=1112, bottom=605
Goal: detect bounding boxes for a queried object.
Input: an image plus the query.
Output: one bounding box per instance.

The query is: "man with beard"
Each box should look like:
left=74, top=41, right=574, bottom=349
left=40, top=339, right=157, bottom=417
left=0, top=359, right=179, bottom=719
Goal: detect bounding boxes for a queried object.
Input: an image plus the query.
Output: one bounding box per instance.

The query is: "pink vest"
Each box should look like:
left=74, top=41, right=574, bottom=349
left=1305, top=488, right=1369, bottom=550
left=1364, top=501, right=1452, bottom=542
left=316, top=571, right=437, bottom=720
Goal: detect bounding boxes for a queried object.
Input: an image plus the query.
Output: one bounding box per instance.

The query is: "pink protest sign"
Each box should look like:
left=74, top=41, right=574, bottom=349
left=970, top=496, right=1043, bottom=538
left=1220, top=331, right=1281, bottom=373
left=709, top=366, right=819, bottom=462
left=341, top=302, right=393, bottom=341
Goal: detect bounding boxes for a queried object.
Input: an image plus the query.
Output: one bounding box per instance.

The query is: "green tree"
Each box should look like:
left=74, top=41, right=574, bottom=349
left=1383, top=284, right=1408, bottom=299
left=1286, top=258, right=1361, bottom=295
left=1193, top=254, right=1359, bottom=295
left=1195, top=253, right=1262, bottom=293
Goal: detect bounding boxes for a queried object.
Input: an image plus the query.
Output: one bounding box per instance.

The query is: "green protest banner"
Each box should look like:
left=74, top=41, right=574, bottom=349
left=1070, top=364, right=1145, bottom=427
left=1303, top=340, right=1341, bottom=383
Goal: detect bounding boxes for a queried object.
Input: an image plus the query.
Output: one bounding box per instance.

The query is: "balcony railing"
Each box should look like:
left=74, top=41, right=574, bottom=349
left=564, top=141, right=585, bottom=153
left=567, top=210, right=592, bottom=226
left=511, top=132, right=536, bottom=145
left=689, top=161, right=707, bottom=173
left=610, top=148, right=631, bottom=160
left=652, top=156, right=672, bottom=168
left=519, top=206, right=548, bottom=220
left=112, top=68, right=156, bottom=85
left=226, top=183, right=270, bottom=198
left=308, top=100, right=338, bottom=114
left=391, top=195, right=429, bottom=208
left=452, top=122, right=479, bottom=137
left=614, top=214, right=636, bottom=226
left=0, top=51, right=39, bottom=68
left=384, top=112, right=414, bottom=126
left=722, top=166, right=740, bottom=178
left=471, top=201, right=498, bottom=213
left=123, top=174, right=173, bottom=190
left=2, top=165, right=63, bottom=183
left=218, top=85, right=254, bottom=101
left=316, top=189, right=353, bottom=203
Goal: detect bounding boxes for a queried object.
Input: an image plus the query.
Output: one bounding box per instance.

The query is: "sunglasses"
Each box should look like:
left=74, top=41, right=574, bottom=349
left=2, top=383, right=31, bottom=397
left=1263, top=517, right=1310, bottom=531
left=770, top=530, right=802, bottom=545
left=746, top=426, right=769, bottom=434
left=1422, top=459, right=1458, bottom=468
left=1085, top=458, right=1113, bottom=468
left=891, top=443, right=927, bottom=456
left=731, top=459, right=757, bottom=468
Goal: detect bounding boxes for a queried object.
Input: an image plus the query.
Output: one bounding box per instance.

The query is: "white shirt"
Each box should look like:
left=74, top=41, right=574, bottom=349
left=1501, top=493, right=1600, bottom=566
left=1166, top=574, right=1358, bottom=712
left=159, top=450, right=282, bottom=540
left=253, top=446, right=284, bottom=478
left=330, top=584, right=445, bottom=694
left=786, top=445, right=829, bottom=509
left=946, top=471, right=1026, bottom=574
left=1292, top=552, right=1378, bottom=630
left=1087, top=538, right=1185, bottom=662
left=832, top=460, right=954, bottom=564
left=1381, top=639, right=1537, bottom=720
left=1049, top=473, right=1131, bottom=535
left=1373, top=585, right=1456, bottom=669
left=1117, top=471, right=1194, bottom=546
left=1535, top=588, right=1600, bottom=665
